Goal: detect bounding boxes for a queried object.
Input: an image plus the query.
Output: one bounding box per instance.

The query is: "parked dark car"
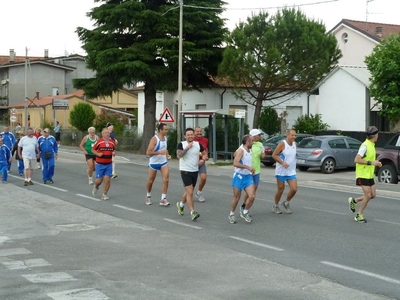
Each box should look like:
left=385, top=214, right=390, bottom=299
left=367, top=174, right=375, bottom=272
left=296, top=136, right=362, bottom=173
left=375, top=133, right=400, bottom=184
left=261, top=133, right=313, bottom=166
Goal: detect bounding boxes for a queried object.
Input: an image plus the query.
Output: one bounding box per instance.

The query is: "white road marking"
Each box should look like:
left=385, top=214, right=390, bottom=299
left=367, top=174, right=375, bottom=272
left=38, top=183, right=68, bottom=192
left=373, top=219, right=400, bottom=226
left=48, top=288, right=109, bottom=300
left=113, top=204, right=142, bottom=212
left=76, top=194, right=101, bottom=202
left=0, top=248, right=31, bottom=257
left=321, top=261, right=400, bottom=285
left=22, top=272, right=77, bottom=283
left=0, top=236, right=10, bottom=245
left=163, top=218, right=202, bottom=229
left=2, top=258, right=51, bottom=270
left=229, top=236, right=285, bottom=251
left=304, top=206, right=347, bottom=215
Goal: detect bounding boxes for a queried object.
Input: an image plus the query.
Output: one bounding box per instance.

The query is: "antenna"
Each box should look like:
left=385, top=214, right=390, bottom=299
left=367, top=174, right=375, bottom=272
left=366, top=0, right=375, bottom=31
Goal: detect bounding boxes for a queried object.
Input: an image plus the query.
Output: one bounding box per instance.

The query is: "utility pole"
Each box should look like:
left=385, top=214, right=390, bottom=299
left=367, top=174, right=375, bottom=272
left=24, top=47, right=28, bottom=132
left=177, top=0, right=183, bottom=141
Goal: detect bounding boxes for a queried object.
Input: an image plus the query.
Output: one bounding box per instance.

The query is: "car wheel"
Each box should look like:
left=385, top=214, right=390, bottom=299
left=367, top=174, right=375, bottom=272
left=320, top=158, right=336, bottom=174
left=262, top=162, right=274, bottom=167
left=377, top=164, right=398, bottom=184
left=298, top=166, right=309, bottom=171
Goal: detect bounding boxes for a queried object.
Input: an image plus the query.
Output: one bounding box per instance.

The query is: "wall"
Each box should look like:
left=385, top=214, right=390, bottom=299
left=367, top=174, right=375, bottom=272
left=63, top=59, right=96, bottom=94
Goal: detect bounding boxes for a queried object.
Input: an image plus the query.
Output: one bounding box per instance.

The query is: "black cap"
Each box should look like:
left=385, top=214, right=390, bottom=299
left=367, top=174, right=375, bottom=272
left=106, top=122, right=113, bottom=127
left=367, top=126, right=379, bottom=137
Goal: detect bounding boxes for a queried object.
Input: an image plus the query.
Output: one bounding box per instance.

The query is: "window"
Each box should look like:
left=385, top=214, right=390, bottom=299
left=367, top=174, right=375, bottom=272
left=298, top=138, right=321, bottom=148
left=328, top=139, right=346, bottom=149
left=346, top=138, right=361, bottom=149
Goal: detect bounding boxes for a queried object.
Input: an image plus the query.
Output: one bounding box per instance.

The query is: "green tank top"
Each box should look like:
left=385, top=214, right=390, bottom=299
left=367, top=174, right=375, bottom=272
left=84, top=135, right=98, bottom=155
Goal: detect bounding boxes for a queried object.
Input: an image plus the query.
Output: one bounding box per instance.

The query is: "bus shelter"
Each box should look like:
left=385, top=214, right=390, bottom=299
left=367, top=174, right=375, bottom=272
left=180, top=109, right=245, bottom=163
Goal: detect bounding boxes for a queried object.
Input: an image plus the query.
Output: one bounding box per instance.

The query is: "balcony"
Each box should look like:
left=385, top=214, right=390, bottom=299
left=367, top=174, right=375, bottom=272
left=0, top=97, right=8, bottom=106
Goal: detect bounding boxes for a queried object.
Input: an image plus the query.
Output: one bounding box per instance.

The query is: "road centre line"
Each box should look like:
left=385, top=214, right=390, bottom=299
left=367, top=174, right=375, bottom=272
left=76, top=194, right=101, bottom=202
left=304, top=207, right=347, bottom=215
left=163, top=218, right=202, bottom=229
left=321, top=261, right=400, bottom=285
left=372, top=219, right=400, bottom=226
left=229, top=236, right=284, bottom=252
left=113, top=204, right=142, bottom=212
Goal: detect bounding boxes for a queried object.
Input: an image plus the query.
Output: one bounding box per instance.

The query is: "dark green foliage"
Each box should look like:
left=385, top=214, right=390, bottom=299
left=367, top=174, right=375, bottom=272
left=74, top=0, right=227, bottom=153
left=293, top=114, right=329, bottom=134
left=69, top=102, right=96, bottom=132
left=219, top=8, right=341, bottom=128
left=93, top=109, right=128, bottom=135
left=167, top=127, right=178, bottom=159
left=259, top=106, right=280, bottom=135
left=365, top=33, right=400, bottom=123
left=204, top=115, right=249, bottom=152
left=42, top=119, right=54, bottom=132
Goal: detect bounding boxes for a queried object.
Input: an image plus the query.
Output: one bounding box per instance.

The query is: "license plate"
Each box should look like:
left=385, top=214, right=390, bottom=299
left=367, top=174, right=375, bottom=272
left=297, top=159, right=305, bottom=164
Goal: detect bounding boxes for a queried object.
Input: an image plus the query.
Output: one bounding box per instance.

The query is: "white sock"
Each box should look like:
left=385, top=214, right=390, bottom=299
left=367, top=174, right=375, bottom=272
left=147, top=193, right=151, bottom=198
left=243, top=209, right=249, bottom=214
left=28, top=178, right=31, bottom=181
left=161, top=194, right=166, bottom=200
left=180, top=202, right=185, bottom=208
left=230, top=212, right=234, bottom=216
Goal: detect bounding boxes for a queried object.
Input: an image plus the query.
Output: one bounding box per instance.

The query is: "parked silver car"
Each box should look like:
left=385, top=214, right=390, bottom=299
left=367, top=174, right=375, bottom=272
left=296, top=136, right=362, bottom=174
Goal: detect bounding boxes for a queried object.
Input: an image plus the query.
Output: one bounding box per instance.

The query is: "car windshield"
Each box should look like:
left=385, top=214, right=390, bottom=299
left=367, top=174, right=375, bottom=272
left=298, top=138, right=322, bottom=148
left=264, top=135, right=285, bottom=144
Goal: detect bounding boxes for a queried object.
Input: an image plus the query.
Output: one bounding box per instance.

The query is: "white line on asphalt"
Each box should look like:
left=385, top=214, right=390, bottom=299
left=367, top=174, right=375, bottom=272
left=229, top=236, right=285, bottom=251
left=38, top=183, right=68, bottom=192
left=163, top=218, right=202, bottom=229
left=321, top=261, right=400, bottom=285
left=76, top=194, right=101, bottom=202
left=373, top=219, right=400, bottom=226
left=304, top=207, right=347, bottom=215
left=113, top=204, right=142, bottom=212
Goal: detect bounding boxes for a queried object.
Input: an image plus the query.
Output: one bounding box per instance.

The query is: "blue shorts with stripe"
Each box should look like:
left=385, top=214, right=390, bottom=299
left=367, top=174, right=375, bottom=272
left=232, top=172, right=254, bottom=190
left=149, top=161, right=168, bottom=171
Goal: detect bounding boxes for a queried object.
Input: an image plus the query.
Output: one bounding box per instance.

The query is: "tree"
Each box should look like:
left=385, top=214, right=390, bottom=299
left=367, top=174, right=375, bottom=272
left=69, top=102, right=96, bottom=132
left=74, top=0, right=226, bottom=153
left=365, top=33, right=400, bottom=124
left=259, top=106, right=280, bottom=136
left=218, top=8, right=341, bottom=128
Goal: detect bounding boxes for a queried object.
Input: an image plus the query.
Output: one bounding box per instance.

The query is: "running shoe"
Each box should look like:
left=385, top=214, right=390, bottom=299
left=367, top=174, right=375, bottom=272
left=240, top=206, right=251, bottom=218
left=348, top=197, right=356, bottom=213
left=145, top=197, right=152, bottom=205
left=228, top=214, right=236, bottom=224
left=24, top=181, right=29, bottom=186
left=272, top=205, right=282, bottom=214
left=43, top=180, right=47, bottom=184
left=159, top=199, right=170, bottom=206
left=282, top=201, right=291, bottom=214
left=176, top=202, right=184, bottom=215
left=354, top=214, right=367, bottom=223
left=28, top=181, right=34, bottom=185
left=48, top=179, right=54, bottom=184
left=191, top=211, right=200, bottom=221
left=240, top=212, right=252, bottom=223
left=89, top=178, right=93, bottom=185
left=101, top=194, right=110, bottom=201
left=92, top=185, right=98, bottom=196
left=111, top=173, right=118, bottom=179
left=37, top=165, right=41, bottom=169
left=19, top=173, right=23, bottom=176
left=195, top=191, right=205, bottom=202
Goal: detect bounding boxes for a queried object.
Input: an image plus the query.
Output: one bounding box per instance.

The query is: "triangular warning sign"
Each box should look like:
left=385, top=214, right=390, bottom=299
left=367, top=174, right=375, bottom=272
left=159, top=107, right=175, bottom=123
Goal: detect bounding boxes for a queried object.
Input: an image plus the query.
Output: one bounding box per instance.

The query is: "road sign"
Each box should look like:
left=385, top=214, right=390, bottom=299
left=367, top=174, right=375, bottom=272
left=10, top=108, right=17, bottom=115
left=52, top=99, right=69, bottom=110
left=159, top=107, right=175, bottom=123
left=10, top=116, right=17, bottom=122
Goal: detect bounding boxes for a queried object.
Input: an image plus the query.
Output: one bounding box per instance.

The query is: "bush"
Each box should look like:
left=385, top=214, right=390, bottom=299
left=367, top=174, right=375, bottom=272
left=94, top=109, right=129, bottom=135
left=259, top=106, right=280, bottom=135
left=293, top=114, right=329, bottom=134
left=167, top=127, right=178, bottom=159
left=69, top=102, right=96, bottom=132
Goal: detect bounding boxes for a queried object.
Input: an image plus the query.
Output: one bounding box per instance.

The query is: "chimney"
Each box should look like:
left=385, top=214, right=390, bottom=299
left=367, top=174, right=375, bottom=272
left=44, top=49, right=49, bottom=58
left=9, top=49, right=15, bottom=62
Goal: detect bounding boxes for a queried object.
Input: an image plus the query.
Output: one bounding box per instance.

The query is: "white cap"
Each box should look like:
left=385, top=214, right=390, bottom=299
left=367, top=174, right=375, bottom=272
left=249, top=129, right=264, bottom=136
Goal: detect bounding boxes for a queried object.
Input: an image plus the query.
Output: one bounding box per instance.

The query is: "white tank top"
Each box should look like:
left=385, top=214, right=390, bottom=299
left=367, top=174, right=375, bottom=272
left=275, top=140, right=296, bottom=176
left=149, top=135, right=167, bottom=165
left=234, top=145, right=252, bottom=175
left=179, top=141, right=201, bottom=172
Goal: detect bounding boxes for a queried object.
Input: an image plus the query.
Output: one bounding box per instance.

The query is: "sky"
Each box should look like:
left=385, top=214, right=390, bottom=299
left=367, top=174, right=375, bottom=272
left=1, top=0, right=399, bottom=58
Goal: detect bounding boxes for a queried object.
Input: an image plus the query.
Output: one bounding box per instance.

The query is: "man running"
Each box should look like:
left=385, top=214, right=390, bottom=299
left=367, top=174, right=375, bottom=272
left=91, top=128, right=116, bottom=200
left=145, top=123, right=171, bottom=206
left=79, top=126, right=99, bottom=185
left=1, top=125, right=16, bottom=172
left=193, top=126, right=209, bottom=202
left=176, top=128, right=207, bottom=221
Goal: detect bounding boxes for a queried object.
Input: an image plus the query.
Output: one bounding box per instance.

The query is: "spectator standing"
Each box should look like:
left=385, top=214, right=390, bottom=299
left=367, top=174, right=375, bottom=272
left=176, top=128, right=207, bottom=221
left=16, top=123, right=22, bottom=134
left=1, top=125, right=16, bottom=172
left=12, top=133, right=25, bottom=176
left=0, top=137, right=12, bottom=183
left=79, top=126, right=99, bottom=185
left=193, top=126, right=209, bottom=202
left=37, top=128, right=58, bottom=184
left=107, top=122, right=118, bottom=179
left=54, top=121, right=61, bottom=147
left=91, top=127, right=116, bottom=200
left=145, top=123, right=171, bottom=206
left=18, top=127, right=39, bottom=186
left=33, top=127, right=42, bottom=169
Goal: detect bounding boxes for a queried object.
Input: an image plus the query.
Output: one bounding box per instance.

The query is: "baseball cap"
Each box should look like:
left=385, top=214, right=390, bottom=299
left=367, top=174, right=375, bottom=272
left=249, top=129, right=264, bottom=136
left=367, top=126, right=378, bottom=137
left=106, top=122, right=113, bottom=127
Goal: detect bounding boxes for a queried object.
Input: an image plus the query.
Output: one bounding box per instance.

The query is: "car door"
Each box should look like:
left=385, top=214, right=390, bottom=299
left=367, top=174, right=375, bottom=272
left=327, top=138, right=349, bottom=167
left=345, top=137, right=362, bottom=167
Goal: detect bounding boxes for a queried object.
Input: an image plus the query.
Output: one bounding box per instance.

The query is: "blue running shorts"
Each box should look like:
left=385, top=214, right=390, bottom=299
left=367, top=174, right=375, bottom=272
left=232, top=172, right=254, bottom=190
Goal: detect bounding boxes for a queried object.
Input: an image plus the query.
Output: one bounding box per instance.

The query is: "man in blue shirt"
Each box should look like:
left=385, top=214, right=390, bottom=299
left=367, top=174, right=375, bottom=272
left=1, top=125, right=16, bottom=172
left=38, top=128, right=58, bottom=184
left=0, top=137, right=12, bottom=183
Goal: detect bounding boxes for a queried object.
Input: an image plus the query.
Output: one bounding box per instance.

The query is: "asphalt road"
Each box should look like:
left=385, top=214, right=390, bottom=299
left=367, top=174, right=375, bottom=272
left=1, top=147, right=399, bottom=299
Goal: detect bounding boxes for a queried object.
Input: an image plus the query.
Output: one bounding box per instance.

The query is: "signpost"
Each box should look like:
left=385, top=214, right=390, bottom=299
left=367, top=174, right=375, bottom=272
left=10, top=115, right=17, bottom=123
left=158, top=107, right=175, bottom=123
left=52, top=99, right=69, bottom=110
